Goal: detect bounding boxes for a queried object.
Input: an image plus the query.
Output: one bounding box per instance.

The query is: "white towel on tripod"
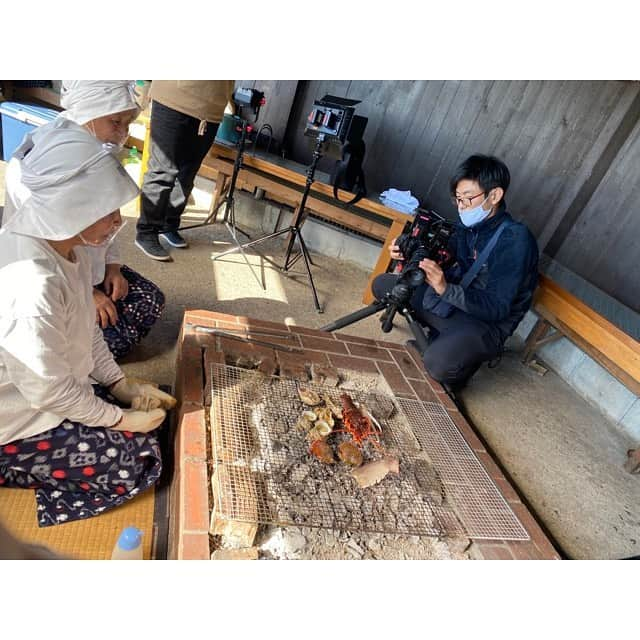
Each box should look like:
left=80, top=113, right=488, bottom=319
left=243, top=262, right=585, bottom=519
left=380, top=188, right=419, bottom=214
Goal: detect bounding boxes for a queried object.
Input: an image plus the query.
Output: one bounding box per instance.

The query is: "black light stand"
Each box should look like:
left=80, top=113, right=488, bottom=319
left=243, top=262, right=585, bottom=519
left=213, top=133, right=327, bottom=313
left=181, top=117, right=264, bottom=288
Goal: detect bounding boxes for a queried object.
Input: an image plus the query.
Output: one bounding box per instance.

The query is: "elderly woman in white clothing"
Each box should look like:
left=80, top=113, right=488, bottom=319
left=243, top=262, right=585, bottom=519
left=3, top=80, right=165, bottom=360
left=0, top=119, right=175, bottom=527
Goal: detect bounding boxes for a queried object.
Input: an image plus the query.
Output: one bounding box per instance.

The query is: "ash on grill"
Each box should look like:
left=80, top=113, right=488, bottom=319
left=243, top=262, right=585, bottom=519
left=210, top=364, right=460, bottom=540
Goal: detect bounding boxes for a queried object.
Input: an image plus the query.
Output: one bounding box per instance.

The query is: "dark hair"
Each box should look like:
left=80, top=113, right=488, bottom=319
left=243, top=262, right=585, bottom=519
left=449, top=154, right=510, bottom=205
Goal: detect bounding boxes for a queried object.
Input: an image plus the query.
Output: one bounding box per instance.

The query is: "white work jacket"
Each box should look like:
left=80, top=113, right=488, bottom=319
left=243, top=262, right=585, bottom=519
left=0, top=231, right=124, bottom=445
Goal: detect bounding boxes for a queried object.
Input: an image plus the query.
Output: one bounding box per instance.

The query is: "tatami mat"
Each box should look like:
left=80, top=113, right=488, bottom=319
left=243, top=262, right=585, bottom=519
left=0, top=487, right=155, bottom=560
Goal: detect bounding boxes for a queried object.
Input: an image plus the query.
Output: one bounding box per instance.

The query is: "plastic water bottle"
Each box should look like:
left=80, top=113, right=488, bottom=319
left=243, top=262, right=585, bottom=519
left=123, top=147, right=141, bottom=182
left=111, top=526, right=144, bottom=560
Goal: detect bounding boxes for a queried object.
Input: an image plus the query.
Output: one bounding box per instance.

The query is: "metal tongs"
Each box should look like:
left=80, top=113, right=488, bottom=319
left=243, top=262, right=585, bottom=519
left=186, top=322, right=303, bottom=353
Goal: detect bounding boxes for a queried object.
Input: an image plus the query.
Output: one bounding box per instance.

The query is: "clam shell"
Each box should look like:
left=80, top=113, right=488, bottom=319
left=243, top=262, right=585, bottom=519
left=314, top=420, right=332, bottom=436
left=302, top=410, right=317, bottom=422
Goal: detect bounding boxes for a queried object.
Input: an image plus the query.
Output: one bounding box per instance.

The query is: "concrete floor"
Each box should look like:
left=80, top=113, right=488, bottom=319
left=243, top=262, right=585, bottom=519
left=2, top=161, right=639, bottom=559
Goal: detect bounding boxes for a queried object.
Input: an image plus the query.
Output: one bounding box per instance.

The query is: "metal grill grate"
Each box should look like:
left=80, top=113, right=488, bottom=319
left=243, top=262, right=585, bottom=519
left=210, top=364, right=462, bottom=537
left=396, top=399, right=529, bottom=540
left=210, top=364, right=529, bottom=541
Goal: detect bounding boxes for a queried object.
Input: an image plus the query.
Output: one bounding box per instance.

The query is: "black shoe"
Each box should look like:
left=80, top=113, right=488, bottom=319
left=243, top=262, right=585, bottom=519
left=135, top=236, right=171, bottom=261
left=160, top=230, right=189, bottom=248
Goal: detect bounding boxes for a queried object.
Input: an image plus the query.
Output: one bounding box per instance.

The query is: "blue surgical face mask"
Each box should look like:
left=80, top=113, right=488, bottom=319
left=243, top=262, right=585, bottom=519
left=458, top=195, right=492, bottom=228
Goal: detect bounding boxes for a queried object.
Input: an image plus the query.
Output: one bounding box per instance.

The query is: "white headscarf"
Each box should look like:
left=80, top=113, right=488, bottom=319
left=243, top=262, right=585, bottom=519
left=60, top=80, right=140, bottom=125
left=2, top=119, right=139, bottom=240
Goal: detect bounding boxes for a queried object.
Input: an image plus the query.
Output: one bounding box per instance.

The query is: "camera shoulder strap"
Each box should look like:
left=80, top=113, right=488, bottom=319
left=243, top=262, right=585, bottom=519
left=459, top=220, right=511, bottom=289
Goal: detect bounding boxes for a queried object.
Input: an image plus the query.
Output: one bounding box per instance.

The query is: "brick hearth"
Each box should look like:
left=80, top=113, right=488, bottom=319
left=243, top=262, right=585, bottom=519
left=169, top=310, right=561, bottom=560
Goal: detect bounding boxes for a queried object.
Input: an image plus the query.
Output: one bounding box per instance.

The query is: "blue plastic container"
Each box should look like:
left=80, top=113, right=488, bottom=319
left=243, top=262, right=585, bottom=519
left=0, top=102, right=59, bottom=161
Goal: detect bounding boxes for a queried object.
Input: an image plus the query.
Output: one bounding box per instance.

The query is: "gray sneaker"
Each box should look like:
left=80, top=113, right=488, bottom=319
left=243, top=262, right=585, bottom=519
left=160, top=230, right=189, bottom=248
left=135, top=236, right=171, bottom=261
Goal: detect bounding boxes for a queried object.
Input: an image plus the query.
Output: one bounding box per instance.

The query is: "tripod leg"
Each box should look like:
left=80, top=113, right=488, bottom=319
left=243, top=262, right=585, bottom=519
left=222, top=200, right=265, bottom=290
left=295, top=232, right=323, bottom=313
left=225, top=196, right=251, bottom=240
left=320, top=300, right=388, bottom=332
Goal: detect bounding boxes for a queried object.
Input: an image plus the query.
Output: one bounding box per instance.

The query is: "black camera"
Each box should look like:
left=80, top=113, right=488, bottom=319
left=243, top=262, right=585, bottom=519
left=388, top=210, right=457, bottom=307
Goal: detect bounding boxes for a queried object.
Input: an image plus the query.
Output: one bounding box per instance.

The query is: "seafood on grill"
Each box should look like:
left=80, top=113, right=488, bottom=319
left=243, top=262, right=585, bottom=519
left=337, top=441, right=363, bottom=467
left=309, top=438, right=336, bottom=464
left=322, top=394, right=343, bottom=420
left=340, top=393, right=382, bottom=450
left=306, top=420, right=332, bottom=442
left=313, top=406, right=334, bottom=427
left=297, top=385, right=321, bottom=406
left=295, top=410, right=318, bottom=431
left=351, top=456, right=399, bottom=488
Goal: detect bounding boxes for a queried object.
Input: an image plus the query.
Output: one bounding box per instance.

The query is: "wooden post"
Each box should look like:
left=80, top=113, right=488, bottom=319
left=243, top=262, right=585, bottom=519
left=362, top=218, right=407, bottom=304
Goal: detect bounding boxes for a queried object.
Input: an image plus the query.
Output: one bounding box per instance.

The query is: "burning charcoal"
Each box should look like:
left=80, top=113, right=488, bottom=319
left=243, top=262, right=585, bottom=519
left=364, top=393, right=396, bottom=420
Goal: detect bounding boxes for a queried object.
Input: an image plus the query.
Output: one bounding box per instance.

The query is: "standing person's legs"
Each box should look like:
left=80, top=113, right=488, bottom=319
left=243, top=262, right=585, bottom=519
left=163, top=121, right=218, bottom=233
left=137, top=101, right=189, bottom=240
left=100, top=265, right=166, bottom=359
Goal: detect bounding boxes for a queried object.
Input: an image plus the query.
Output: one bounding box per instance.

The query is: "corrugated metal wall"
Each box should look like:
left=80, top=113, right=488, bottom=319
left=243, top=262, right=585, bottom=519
left=274, top=80, right=639, bottom=312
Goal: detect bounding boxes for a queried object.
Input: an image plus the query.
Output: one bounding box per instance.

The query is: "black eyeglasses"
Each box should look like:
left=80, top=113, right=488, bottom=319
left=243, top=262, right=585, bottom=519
left=451, top=191, right=488, bottom=208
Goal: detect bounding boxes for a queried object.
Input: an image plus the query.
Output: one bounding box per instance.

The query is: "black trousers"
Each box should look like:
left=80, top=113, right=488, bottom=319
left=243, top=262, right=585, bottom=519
left=372, top=273, right=504, bottom=387
left=137, top=101, right=219, bottom=237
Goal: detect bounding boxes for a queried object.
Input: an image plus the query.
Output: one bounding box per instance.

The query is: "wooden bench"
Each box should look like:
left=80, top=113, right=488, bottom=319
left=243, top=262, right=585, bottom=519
left=198, top=143, right=413, bottom=304
left=137, top=125, right=413, bottom=305
left=522, top=274, right=640, bottom=396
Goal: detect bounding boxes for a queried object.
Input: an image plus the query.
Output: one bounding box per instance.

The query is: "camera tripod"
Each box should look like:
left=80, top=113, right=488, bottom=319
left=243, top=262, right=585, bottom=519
left=320, top=289, right=431, bottom=354
left=181, top=118, right=264, bottom=289
left=213, top=133, right=327, bottom=312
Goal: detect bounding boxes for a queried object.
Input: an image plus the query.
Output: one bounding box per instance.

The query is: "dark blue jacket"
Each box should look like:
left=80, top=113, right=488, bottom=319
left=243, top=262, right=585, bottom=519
left=438, top=205, right=539, bottom=340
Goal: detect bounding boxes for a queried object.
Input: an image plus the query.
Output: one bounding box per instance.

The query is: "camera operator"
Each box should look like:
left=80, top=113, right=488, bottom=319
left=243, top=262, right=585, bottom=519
left=371, top=154, right=539, bottom=392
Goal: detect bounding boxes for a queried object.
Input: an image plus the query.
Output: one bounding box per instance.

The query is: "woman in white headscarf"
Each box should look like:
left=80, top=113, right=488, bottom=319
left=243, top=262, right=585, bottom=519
left=0, top=120, right=175, bottom=527
left=4, top=80, right=165, bottom=360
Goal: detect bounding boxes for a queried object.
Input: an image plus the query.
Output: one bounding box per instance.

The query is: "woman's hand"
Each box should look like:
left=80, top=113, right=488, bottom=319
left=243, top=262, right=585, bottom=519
left=93, top=288, right=119, bottom=328
left=103, top=264, right=128, bottom=301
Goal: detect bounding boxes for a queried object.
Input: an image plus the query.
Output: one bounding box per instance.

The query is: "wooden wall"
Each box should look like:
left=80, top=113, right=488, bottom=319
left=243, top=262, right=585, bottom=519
left=273, top=80, right=639, bottom=312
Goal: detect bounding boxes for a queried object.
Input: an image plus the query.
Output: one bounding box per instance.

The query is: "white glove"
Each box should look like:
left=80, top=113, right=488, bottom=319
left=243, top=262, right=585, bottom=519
left=111, top=408, right=166, bottom=434
left=110, top=377, right=177, bottom=411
